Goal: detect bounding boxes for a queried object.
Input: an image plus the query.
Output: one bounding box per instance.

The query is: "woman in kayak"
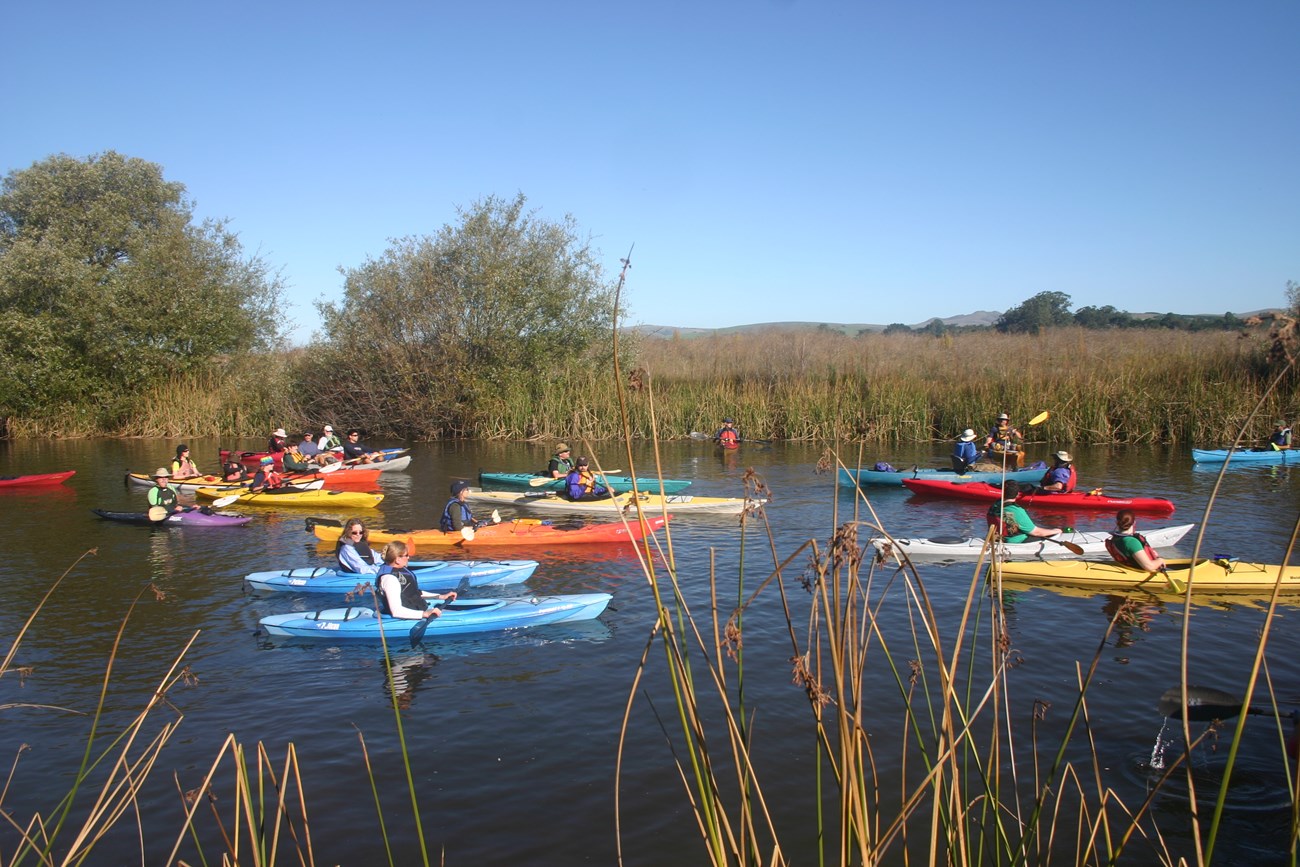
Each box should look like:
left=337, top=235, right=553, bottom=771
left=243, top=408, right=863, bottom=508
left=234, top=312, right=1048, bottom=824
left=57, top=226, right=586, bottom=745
left=336, top=518, right=382, bottom=574
left=170, top=444, right=202, bottom=480
left=1037, top=451, right=1078, bottom=493
left=376, top=541, right=456, bottom=620
left=987, top=479, right=1064, bottom=543
left=547, top=442, right=574, bottom=478
left=952, top=428, right=980, bottom=474
left=565, top=457, right=613, bottom=501
left=248, top=456, right=284, bottom=492
left=1105, top=510, right=1168, bottom=572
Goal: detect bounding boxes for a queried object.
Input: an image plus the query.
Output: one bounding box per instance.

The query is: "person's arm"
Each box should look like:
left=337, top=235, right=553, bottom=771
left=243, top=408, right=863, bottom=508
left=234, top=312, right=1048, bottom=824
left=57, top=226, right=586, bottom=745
left=379, top=573, right=433, bottom=619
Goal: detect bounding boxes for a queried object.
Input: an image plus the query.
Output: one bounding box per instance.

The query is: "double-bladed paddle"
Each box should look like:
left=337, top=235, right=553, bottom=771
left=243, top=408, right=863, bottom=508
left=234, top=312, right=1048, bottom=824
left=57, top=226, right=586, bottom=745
left=1156, top=685, right=1293, bottom=722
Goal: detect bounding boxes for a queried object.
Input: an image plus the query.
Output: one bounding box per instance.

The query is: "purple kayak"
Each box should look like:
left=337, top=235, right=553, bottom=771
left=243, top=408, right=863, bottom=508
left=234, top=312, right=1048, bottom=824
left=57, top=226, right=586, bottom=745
left=91, top=509, right=253, bottom=527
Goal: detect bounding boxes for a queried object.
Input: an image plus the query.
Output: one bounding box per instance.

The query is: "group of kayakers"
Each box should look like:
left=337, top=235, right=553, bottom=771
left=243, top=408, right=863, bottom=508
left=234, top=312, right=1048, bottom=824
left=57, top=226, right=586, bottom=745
left=952, top=413, right=1028, bottom=473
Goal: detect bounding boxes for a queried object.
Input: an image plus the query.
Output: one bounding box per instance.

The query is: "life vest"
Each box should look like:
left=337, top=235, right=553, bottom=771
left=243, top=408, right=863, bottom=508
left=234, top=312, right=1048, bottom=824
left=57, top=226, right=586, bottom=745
left=252, top=468, right=283, bottom=489
left=147, top=485, right=179, bottom=511
left=985, top=500, right=1022, bottom=539
left=171, top=457, right=199, bottom=477
left=717, top=428, right=740, bottom=450
left=1040, top=465, right=1078, bottom=493
left=376, top=566, right=426, bottom=616
left=335, top=539, right=376, bottom=573
left=548, top=455, right=574, bottom=476
left=440, top=498, right=474, bottom=532
left=565, top=468, right=605, bottom=500
left=1271, top=427, right=1292, bottom=448
left=1105, top=531, right=1159, bottom=568
left=222, top=461, right=247, bottom=482
left=987, top=424, right=1019, bottom=453
left=282, top=447, right=312, bottom=472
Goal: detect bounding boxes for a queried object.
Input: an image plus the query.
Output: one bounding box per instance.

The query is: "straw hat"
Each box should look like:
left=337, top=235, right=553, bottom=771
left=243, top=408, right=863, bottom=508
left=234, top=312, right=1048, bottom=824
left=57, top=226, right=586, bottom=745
left=272, top=428, right=287, bottom=437
left=555, top=442, right=571, bottom=453
left=152, top=467, right=171, bottom=478
left=1054, top=451, right=1073, bottom=463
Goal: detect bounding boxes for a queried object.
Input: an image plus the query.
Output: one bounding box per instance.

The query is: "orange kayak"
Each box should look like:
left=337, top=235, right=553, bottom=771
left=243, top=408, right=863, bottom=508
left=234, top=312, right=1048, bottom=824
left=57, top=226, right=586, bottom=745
left=308, top=515, right=666, bottom=548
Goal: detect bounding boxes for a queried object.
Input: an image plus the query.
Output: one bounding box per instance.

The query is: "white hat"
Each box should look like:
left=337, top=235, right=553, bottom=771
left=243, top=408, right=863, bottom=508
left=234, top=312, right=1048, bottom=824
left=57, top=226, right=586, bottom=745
left=152, top=467, right=171, bottom=478
left=323, top=424, right=333, bottom=432
left=959, top=429, right=977, bottom=441
left=1054, top=450, right=1073, bottom=462
left=272, top=428, right=287, bottom=437
left=996, top=413, right=1009, bottom=421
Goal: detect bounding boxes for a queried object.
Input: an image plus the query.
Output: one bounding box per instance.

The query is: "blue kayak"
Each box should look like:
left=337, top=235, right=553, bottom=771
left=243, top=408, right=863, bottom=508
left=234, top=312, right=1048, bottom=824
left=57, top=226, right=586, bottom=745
left=478, top=471, right=692, bottom=495
left=1191, top=447, right=1298, bottom=464
left=259, top=593, right=612, bottom=641
left=243, top=559, right=538, bottom=593
left=838, top=463, right=1047, bottom=488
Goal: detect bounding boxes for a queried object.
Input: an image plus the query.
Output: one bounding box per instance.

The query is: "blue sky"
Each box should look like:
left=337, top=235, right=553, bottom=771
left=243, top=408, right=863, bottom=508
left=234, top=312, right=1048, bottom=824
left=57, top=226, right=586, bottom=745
left=7, top=1, right=1297, bottom=343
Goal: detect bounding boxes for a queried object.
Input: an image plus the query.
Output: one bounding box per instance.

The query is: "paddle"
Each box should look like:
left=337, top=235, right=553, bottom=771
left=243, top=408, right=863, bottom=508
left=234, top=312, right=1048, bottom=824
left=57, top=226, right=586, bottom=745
left=1027, top=410, right=1050, bottom=426
left=1045, top=535, right=1085, bottom=556
left=456, top=510, right=502, bottom=541
left=147, top=505, right=169, bottom=523
left=211, top=494, right=241, bottom=508
left=528, top=470, right=624, bottom=486
left=1156, top=685, right=1291, bottom=722
left=689, top=430, right=770, bottom=445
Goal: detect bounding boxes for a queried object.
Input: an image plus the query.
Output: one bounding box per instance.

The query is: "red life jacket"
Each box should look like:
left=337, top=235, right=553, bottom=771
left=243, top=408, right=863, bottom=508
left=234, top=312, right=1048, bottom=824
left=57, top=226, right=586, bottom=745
left=1040, top=465, right=1078, bottom=493
left=1105, top=531, right=1158, bottom=567
left=718, top=429, right=740, bottom=450
left=986, top=501, right=1022, bottom=538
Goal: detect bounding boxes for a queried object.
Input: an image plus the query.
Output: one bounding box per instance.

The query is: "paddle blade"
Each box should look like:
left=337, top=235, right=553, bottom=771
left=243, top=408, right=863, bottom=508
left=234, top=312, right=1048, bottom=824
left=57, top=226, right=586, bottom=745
left=491, top=509, right=501, bottom=524
left=1157, top=685, right=1244, bottom=721
left=147, top=506, right=168, bottom=522
left=409, top=614, right=432, bottom=648
left=211, top=494, right=240, bottom=508
left=460, top=526, right=475, bottom=542
left=1028, top=411, right=1050, bottom=426
left=1051, top=537, right=1085, bottom=556
left=528, top=476, right=554, bottom=486
left=315, top=461, right=343, bottom=474
left=689, top=432, right=710, bottom=439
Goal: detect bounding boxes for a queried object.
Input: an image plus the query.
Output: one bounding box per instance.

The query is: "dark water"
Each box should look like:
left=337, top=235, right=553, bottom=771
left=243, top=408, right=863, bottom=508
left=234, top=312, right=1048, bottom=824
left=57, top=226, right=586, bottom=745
left=2, top=438, right=1298, bottom=864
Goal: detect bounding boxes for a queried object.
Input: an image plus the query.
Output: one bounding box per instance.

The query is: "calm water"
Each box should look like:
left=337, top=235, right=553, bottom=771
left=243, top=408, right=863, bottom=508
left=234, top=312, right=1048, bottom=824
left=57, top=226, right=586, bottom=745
left=2, top=437, right=1299, bottom=864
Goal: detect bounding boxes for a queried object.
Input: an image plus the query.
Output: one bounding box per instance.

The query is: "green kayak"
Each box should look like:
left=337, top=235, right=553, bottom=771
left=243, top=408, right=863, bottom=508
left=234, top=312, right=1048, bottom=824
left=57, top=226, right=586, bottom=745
left=477, top=471, right=691, bottom=495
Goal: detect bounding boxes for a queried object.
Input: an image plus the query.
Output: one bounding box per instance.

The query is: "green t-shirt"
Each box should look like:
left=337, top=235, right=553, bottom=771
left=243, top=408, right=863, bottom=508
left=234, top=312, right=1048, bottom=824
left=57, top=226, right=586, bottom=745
left=1001, top=502, right=1035, bottom=544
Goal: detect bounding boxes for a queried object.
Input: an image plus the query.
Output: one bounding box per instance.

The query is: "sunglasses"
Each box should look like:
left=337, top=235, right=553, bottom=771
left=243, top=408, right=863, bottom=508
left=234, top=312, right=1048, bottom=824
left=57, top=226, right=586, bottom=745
left=348, top=530, right=364, bottom=537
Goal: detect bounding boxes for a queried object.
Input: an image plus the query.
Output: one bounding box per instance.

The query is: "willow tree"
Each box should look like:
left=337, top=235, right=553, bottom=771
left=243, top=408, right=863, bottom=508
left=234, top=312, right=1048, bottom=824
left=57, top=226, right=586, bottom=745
left=0, top=151, right=283, bottom=427
left=307, top=193, right=622, bottom=438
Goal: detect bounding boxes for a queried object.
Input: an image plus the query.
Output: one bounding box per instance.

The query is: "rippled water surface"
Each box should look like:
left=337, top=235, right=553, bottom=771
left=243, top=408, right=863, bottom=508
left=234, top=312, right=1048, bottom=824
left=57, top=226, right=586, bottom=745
left=2, top=437, right=1298, bottom=864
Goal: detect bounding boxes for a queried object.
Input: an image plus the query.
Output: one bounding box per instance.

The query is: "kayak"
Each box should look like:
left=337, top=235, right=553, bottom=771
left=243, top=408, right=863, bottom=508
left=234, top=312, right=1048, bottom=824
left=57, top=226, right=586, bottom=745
left=873, top=524, right=1195, bottom=560
left=993, top=557, right=1300, bottom=594
left=309, top=515, right=667, bottom=548
left=91, top=508, right=253, bottom=527
left=901, top=479, right=1177, bottom=515
left=1191, top=447, right=1298, bottom=464
left=477, top=471, right=693, bottom=495
left=465, top=489, right=759, bottom=516
left=193, top=487, right=384, bottom=509
left=260, top=593, right=612, bottom=641
left=220, top=447, right=410, bottom=469
left=0, top=470, right=76, bottom=488
left=839, top=464, right=1046, bottom=488
left=244, top=559, right=538, bottom=593
left=124, top=472, right=324, bottom=493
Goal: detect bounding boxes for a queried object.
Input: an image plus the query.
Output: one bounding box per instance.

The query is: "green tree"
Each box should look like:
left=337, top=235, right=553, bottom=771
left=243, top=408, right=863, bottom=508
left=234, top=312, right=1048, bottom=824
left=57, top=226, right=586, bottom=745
left=0, top=151, right=282, bottom=422
left=996, top=291, right=1073, bottom=333
left=306, top=193, right=622, bottom=437
left=882, top=322, right=913, bottom=335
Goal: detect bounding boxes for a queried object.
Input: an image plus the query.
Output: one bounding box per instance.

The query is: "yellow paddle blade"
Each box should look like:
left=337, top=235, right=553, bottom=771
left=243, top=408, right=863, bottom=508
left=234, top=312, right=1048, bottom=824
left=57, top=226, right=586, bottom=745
left=1028, top=411, right=1050, bottom=426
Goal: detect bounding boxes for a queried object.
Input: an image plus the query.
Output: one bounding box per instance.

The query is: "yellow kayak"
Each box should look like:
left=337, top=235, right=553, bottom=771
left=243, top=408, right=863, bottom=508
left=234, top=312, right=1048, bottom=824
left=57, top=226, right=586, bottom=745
left=194, top=487, right=383, bottom=509
left=993, top=557, right=1300, bottom=595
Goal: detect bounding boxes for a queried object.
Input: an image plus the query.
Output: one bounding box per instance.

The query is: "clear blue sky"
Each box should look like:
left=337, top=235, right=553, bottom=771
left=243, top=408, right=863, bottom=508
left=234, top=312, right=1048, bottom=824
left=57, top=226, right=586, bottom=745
left=7, top=1, right=1297, bottom=343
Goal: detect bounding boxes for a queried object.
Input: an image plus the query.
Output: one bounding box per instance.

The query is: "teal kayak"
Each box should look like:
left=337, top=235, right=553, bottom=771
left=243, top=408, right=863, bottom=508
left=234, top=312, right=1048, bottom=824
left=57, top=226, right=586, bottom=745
left=259, top=593, right=612, bottom=642
left=1191, top=447, right=1297, bottom=464
left=478, top=471, right=691, bottom=495
left=243, top=559, right=538, bottom=593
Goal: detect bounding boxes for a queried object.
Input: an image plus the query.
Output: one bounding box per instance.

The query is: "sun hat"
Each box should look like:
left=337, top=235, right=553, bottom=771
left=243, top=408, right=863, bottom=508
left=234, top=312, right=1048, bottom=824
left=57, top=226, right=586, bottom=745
left=272, top=428, right=287, bottom=437
left=959, top=429, right=977, bottom=442
left=152, top=467, right=171, bottom=478
left=996, top=413, right=1009, bottom=421
left=1054, top=450, right=1073, bottom=462
left=555, top=442, right=570, bottom=453
left=451, top=479, right=471, bottom=495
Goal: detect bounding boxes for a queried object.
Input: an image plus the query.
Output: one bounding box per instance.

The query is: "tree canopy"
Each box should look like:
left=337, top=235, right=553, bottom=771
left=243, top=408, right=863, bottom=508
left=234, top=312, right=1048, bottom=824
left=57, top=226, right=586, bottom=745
left=0, top=151, right=282, bottom=421
left=996, top=291, right=1074, bottom=333
left=305, top=193, right=622, bottom=437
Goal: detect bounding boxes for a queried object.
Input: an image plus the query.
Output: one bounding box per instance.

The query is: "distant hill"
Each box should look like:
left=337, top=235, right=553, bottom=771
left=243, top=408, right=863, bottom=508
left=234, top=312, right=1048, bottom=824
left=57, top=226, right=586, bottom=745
left=627, top=308, right=1283, bottom=338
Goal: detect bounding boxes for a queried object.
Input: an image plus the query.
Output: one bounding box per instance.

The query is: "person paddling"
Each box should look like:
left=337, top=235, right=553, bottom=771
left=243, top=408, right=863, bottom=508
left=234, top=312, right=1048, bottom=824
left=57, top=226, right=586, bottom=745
left=983, top=413, right=1024, bottom=463
left=1269, top=421, right=1293, bottom=451
left=952, top=429, right=980, bottom=474
left=564, top=457, right=613, bottom=501
left=440, top=480, right=492, bottom=532
left=248, top=456, right=284, bottom=492
left=336, top=517, right=382, bottom=574
left=147, top=468, right=196, bottom=516
left=1105, top=509, right=1168, bottom=572
left=375, top=541, right=456, bottom=620
left=1037, top=451, right=1078, bottom=493
left=342, top=428, right=385, bottom=463
left=987, top=479, right=1064, bottom=543
left=714, top=418, right=741, bottom=450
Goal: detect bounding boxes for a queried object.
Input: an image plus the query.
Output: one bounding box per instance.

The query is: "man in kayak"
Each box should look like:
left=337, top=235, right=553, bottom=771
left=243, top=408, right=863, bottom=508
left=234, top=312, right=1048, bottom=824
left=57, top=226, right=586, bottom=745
left=1036, top=451, right=1078, bottom=493
left=376, top=541, right=457, bottom=620
left=547, top=442, right=574, bottom=478
left=1105, top=510, right=1168, bottom=572
left=336, top=517, right=382, bottom=574
left=147, top=468, right=197, bottom=515
left=282, top=435, right=318, bottom=474
left=1269, top=422, right=1293, bottom=450
left=342, top=428, right=385, bottom=463
left=564, top=457, right=613, bottom=501
left=987, top=479, right=1064, bottom=543
left=983, top=413, right=1023, bottom=462
left=268, top=428, right=289, bottom=456
left=714, top=418, right=741, bottom=449
left=441, top=480, right=493, bottom=531
left=952, top=429, right=980, bottom=474
left=316, top=424, right=342, bottom=461
left=170, top=444, right=202, bottom=480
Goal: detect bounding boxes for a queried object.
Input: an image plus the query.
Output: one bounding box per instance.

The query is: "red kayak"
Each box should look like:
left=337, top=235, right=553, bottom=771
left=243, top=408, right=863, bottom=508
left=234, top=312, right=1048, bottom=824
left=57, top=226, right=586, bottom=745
left=901, top=479, right=1176, bottom=515
left=0, top=470, right=76, bottom=488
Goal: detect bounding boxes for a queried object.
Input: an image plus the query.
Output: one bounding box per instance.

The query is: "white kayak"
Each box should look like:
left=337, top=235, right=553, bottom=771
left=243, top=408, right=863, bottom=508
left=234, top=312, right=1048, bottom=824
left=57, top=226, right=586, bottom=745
left=872, top=524, right=1196, bottom=560
left=464, top=488, right=760, bottom=516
